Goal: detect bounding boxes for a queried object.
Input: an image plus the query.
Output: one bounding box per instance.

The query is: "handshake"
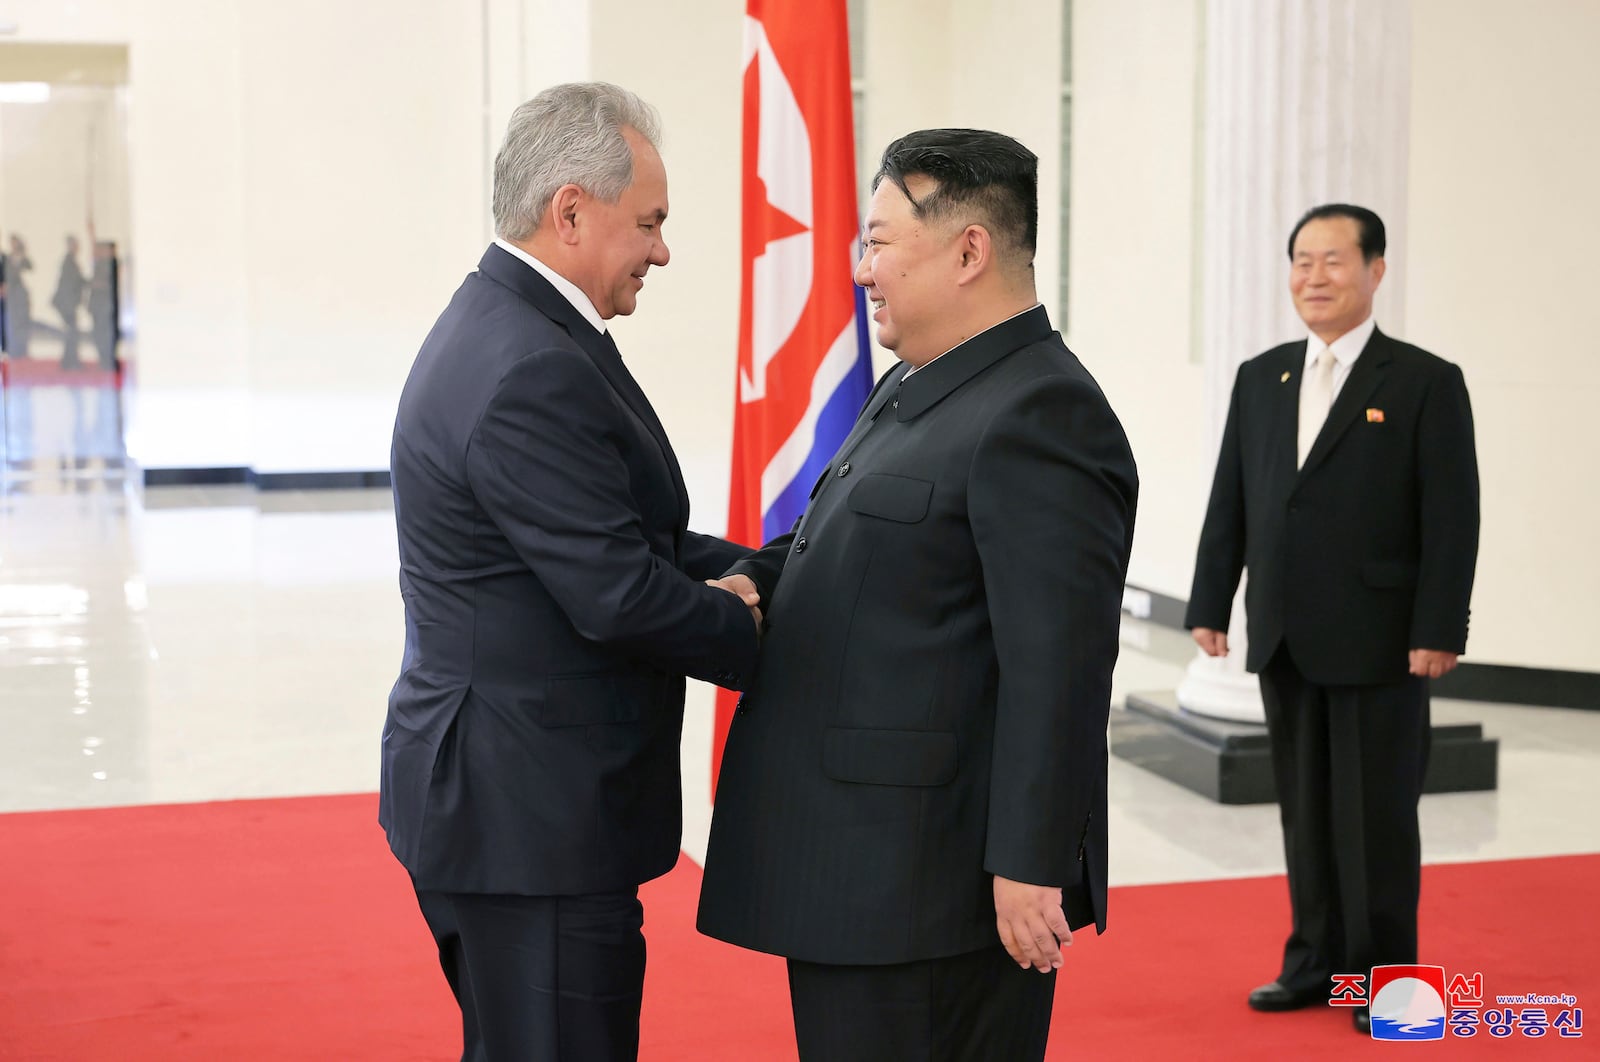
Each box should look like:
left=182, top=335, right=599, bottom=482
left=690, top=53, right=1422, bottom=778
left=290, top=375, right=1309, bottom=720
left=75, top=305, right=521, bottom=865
left=707, top=574, right=763, bottom=635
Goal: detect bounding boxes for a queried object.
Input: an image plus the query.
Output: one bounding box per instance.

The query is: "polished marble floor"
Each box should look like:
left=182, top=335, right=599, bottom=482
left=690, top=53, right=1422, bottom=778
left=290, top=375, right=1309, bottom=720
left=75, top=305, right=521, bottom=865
left=2, top=464, right=1599, bottom=892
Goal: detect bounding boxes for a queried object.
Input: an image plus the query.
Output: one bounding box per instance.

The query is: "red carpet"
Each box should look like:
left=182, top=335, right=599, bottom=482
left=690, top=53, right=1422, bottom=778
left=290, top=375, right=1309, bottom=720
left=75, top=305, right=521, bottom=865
left=1, top=794, right=1592, bottom=1060
left=0, top=358, right=122, bottom=390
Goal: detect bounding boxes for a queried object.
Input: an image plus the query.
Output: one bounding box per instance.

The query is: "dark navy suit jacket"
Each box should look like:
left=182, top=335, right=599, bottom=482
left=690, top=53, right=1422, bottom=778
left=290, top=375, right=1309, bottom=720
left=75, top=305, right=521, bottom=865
left=381, top=245, right=759, bottom=896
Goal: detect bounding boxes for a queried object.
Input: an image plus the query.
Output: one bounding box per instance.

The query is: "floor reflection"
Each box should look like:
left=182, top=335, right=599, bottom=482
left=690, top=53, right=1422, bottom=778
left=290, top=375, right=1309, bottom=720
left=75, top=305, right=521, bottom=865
left=2, top=335, right=128, bottom=471
left=2, top=352, right=127, bottom=502
left=0, top=466, right=1595, bottom=890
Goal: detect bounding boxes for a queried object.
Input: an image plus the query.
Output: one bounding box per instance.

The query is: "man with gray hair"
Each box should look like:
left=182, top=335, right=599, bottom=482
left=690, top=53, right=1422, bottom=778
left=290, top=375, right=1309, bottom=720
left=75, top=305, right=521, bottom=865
left=380, top=82, right=761, bottom=1061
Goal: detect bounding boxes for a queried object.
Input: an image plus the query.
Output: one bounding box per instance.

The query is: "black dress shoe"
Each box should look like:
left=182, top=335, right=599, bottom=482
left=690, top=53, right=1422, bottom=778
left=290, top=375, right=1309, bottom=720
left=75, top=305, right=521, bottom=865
left=1353, top=1007, right=1372, bottom=1033
left=1248, top=981, right=1324, bottom=1011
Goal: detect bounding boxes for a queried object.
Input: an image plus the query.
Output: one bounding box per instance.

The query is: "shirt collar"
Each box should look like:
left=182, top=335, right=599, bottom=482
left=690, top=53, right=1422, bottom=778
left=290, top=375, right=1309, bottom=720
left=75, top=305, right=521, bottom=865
left=903, top=303, right=1044, bottom=378
left=1305, top=313, right=1376, bottom=370
left=893, top=304, right=1054, bottom=421
left=493, top=237, right=606, bottom=335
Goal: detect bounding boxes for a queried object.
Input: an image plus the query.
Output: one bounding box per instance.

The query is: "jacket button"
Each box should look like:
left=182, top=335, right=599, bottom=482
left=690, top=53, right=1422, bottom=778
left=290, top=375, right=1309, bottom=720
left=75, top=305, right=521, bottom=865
left=794, top=537, right=808, bottom=554
left=837, top=462, right=851, bottom=477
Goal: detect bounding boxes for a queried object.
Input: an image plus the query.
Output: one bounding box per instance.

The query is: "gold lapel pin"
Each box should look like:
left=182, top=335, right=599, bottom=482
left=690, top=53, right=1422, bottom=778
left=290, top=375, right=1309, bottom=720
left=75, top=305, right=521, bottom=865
left=1366, top=408, right=1385, bottom=423
left=1280, top=371, right=1291, bottom=383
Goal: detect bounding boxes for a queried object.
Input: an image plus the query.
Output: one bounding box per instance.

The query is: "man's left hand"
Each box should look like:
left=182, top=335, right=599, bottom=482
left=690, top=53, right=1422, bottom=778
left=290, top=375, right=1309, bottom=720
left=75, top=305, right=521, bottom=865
left=1409, top=649, right=1459, bottom=678
left=993, top=875, right=1071, bottom=973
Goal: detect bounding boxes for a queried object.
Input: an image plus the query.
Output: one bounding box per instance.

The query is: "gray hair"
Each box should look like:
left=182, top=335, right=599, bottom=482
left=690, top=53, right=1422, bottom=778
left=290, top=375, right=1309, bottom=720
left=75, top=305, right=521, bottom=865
left=492, top=82, right=663, bottom=241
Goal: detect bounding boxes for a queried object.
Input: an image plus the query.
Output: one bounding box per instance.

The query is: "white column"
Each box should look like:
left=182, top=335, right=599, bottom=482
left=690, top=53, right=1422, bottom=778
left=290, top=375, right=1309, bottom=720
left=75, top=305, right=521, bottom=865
left=484, top=0, right=595, bottom=240
left=1177, top=0, right=1412, bottom=723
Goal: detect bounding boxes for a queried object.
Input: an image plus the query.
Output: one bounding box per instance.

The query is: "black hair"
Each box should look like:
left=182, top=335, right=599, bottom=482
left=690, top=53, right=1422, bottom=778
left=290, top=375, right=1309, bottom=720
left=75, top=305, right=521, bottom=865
left=872, top=128, right=1038, bottom=262
left=1287, top=203, right=1386, bottom=262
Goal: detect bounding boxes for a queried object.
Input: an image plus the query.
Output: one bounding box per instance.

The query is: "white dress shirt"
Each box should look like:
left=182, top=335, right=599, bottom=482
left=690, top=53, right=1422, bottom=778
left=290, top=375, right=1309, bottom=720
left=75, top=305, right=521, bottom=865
left=1304, top=313, right=1377, bottom=400
left=493, top=237, right=607, bottom=335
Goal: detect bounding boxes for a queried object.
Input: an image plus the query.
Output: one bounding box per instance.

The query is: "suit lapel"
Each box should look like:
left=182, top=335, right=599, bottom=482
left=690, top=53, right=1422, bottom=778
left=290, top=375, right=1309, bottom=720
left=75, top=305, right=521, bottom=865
left=580, top=328, right=692, bottom=533
left=1274, top=342, right=1308, bottom=482
left=1296, top=328, right=1394, bottom=482
left=477, top=245, right=691, bottom=535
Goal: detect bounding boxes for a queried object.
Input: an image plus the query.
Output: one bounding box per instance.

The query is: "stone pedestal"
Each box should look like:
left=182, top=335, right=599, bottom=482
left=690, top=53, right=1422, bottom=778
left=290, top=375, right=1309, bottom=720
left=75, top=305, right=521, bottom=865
left=1112, top=690, right=1499, bottom=805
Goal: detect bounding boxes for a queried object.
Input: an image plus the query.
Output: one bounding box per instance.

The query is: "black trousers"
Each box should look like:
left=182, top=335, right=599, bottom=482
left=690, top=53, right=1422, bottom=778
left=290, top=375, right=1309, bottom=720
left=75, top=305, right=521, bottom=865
left=787, top=945, right=1056, bottom=1062
left=414, top=886, right=645, bottom=1062
left=1258, top=647, right=1430, bottom=994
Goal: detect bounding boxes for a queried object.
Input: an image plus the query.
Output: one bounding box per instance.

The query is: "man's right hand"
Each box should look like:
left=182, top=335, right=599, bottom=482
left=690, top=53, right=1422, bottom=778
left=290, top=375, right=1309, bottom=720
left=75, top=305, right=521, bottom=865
left=707, top=575, right=763, bottom=633
left=1192, top=627, right=1228, bottom=657
left=994, top=876, right=1071, bottom=972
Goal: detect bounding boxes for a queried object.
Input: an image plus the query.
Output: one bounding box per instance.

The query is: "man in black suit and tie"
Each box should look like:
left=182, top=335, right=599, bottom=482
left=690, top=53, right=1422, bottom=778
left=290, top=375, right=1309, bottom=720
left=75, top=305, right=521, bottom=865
left=380, top=83, right=762, bottom=1062
left=1186, top=204, right=1480, bottom=1033
left=697, top=129, right=1138, bottom=1062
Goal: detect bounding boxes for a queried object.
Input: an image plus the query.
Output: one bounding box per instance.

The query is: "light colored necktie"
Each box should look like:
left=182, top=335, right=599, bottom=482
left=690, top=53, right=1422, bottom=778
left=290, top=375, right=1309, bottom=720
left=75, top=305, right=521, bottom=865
left=1297, top=347, right=1335, bottom=468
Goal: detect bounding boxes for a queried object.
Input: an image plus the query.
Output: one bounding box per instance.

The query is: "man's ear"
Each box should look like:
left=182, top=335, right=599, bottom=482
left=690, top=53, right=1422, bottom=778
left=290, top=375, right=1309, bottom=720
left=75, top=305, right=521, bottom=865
left=549, top=184, right=584, bottom=245
left=954, top=224, right=993, bottom=287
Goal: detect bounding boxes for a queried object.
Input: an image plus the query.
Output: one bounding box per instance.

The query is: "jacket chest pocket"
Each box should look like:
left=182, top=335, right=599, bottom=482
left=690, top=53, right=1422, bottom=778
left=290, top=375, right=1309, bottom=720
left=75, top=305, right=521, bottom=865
left=847, top=473, right=933, bottom=524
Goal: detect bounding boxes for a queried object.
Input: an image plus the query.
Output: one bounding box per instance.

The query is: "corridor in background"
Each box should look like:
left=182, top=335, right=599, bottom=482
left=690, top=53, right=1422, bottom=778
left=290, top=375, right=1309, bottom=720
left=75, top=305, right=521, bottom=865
left=1, top=43, right=132, bottom=487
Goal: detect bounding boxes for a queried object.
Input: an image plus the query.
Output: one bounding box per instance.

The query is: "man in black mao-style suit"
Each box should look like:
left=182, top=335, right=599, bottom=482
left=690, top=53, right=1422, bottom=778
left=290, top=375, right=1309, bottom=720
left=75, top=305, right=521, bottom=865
left=698, top=129, right=1138, bottom=1062
left=1186, top=204, right=1480, bottom=1033
left=380, top=83, right=761, bottom=1062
